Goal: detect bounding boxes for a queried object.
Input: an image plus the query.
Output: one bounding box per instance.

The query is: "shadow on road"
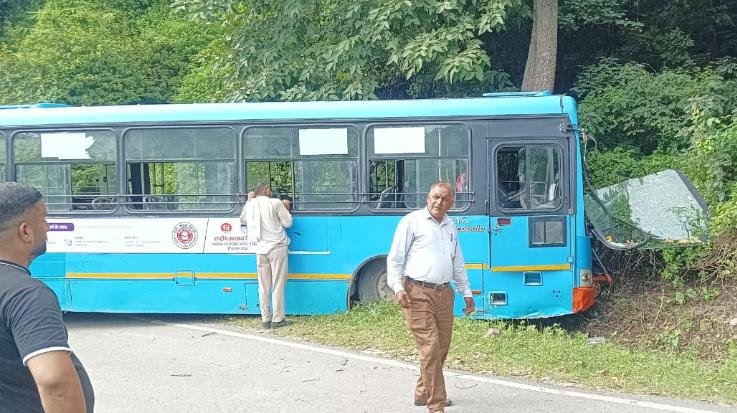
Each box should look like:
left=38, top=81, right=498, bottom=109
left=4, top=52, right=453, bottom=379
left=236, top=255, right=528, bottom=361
left=62, top=312, right=255, bottom=329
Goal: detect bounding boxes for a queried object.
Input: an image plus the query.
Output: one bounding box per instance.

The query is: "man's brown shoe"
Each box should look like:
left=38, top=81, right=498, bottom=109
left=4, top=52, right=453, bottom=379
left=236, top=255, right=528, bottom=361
left=414, top=398, right=453, bottom=407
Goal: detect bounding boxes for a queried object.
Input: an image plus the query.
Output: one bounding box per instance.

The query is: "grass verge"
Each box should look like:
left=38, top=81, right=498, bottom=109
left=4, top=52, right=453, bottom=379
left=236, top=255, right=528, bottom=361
left=222, top=301, right=737, bottom=404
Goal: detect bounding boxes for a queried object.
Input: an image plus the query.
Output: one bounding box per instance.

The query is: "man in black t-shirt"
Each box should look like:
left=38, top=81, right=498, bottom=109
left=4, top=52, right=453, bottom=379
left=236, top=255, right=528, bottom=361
left=0, top=182, right=94, bottom=413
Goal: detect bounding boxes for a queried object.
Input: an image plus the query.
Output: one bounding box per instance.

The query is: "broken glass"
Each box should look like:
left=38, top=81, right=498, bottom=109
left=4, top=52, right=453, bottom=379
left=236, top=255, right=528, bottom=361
left=585, top=169, right=708, bottom=250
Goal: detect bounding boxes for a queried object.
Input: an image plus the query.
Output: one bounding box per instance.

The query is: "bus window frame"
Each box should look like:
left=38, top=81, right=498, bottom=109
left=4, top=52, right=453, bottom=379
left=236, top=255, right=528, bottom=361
left=242, top=123, right=361, bottom=213
left=489, top=138, right=569, bottom=216
left=11, top=128, right=120, bottom=214
left=364, top=121, right=473, bottom=214
left=122, top=125, right=239, bottom=214
left=0, top=132, right=6, bottom=182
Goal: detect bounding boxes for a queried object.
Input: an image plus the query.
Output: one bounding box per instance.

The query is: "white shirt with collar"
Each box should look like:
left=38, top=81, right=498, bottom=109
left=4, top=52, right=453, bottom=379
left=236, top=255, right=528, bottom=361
left=240, top=196, right=292, bottom=254
left=386, top=207, right=472, bottom=297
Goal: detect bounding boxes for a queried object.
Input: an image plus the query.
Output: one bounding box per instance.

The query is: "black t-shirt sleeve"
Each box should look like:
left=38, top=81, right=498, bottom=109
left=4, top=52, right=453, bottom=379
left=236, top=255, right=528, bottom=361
left=7, top=284, right=70, bottom=364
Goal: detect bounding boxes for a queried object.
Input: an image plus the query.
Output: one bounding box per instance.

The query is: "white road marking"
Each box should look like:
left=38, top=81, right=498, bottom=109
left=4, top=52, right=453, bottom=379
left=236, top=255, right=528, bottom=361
left=148, top=318, right=717, bottom=413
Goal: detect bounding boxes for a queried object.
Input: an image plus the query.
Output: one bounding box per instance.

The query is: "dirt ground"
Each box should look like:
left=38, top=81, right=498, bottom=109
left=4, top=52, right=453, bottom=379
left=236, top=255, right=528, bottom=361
left=569, top=276, right=737, bottom=362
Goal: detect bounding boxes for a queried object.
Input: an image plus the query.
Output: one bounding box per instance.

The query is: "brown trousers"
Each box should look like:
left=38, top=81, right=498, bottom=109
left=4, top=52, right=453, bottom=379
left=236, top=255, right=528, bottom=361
left=402, top=280, right=455, bottom=412
left=257, top=245, right=288, bottom=323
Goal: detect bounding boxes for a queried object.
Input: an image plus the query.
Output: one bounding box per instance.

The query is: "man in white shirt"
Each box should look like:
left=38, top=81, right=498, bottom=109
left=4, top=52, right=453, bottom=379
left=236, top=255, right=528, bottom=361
left=241, top=183, right=293, bottom=329
left=386, top=182, right=475, bottom=413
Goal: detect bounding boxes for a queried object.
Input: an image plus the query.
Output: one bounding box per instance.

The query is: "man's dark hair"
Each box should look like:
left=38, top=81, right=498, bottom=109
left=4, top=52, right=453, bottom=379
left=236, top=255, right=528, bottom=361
left=0, top=183, right=43, bottom=233
left=253, top=183, right=270, bottom=196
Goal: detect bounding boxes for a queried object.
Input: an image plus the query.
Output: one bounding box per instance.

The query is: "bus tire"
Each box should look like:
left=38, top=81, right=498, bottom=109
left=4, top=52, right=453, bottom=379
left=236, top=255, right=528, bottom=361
left=357, top=261, right=395, bottom=303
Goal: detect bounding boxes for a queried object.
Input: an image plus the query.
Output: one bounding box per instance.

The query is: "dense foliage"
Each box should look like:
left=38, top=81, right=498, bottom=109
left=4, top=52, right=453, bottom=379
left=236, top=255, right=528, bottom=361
left=0, top=0, right=215, bottom=105
left=170, top=0, right=531, bottom=101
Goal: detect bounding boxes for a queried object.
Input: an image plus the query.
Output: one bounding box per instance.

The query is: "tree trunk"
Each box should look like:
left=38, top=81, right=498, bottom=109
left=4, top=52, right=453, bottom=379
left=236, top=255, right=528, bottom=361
left=521, top=0, right=558, bottom=92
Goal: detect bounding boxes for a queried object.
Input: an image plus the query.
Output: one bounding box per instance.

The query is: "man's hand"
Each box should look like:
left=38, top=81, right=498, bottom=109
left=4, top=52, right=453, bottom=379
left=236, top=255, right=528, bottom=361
left=247, top=191, right=255, bottom=201
left=281, top=199, right=291, bottom=210
left=463, top=297, right=475, bottom=316
left=396, top=290, right=411, bottom=308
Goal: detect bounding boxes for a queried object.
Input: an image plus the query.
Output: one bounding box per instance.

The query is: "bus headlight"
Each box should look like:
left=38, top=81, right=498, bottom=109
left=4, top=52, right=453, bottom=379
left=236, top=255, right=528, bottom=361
left=579, top=269, right=593, bottom=287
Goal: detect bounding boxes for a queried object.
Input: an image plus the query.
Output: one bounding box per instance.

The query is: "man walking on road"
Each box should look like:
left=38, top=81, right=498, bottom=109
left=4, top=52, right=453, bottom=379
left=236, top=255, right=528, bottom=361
left=386, top=182, right=475, bottom=413
left=0, top=182, right=94, bottom=413
left=241, top=183, right=293, bottom=329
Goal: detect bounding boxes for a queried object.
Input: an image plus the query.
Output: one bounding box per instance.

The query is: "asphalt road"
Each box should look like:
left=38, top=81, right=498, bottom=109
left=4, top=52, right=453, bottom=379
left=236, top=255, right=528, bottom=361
left=65, top=313, right=735, bottom=413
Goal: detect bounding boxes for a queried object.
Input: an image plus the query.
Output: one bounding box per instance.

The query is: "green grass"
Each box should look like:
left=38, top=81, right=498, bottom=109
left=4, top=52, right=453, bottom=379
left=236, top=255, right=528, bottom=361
left=222, top=302, right=737, bottom=404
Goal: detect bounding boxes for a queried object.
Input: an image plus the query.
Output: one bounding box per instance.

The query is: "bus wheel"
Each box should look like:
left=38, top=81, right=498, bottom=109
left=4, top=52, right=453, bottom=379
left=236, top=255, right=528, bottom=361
left=357, top=262, right=395, bottom=303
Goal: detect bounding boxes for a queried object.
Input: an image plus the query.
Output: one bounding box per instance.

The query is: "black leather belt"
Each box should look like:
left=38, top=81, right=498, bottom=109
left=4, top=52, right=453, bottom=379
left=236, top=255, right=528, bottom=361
left=404, top=277, right=450, bottom=290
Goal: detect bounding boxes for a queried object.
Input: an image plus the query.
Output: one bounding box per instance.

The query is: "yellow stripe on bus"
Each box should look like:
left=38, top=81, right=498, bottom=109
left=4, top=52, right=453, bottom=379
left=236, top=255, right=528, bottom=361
left=290, top=273, right=351, bottom=280
left=491, top=264, right=571, bottom=272
left=66, top=273, right=172, bottom=279
left=465, top=263, right=487, bottom=270
left=65, top=272, right=351, bottom=280
left=196, top=273, right=256, bottom=279
left=196, top=273, right=352, bottom=280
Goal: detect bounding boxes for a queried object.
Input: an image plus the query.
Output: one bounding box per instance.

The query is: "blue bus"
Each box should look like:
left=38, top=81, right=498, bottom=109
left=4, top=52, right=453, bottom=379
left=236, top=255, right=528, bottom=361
left=0, top=92, right=603, bottom=318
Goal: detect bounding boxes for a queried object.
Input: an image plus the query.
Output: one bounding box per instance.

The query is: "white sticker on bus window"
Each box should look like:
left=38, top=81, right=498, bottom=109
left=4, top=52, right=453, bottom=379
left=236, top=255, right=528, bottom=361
left=374, top=127, right=425, bottom=154
left=40, top=132, right=93, bottom=160
left=298, top=128, right=348, bottom=155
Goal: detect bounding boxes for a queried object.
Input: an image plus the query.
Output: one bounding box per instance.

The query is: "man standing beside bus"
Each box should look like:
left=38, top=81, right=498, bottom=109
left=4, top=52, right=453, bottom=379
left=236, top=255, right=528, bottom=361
left=241, top=183, right=293, bottom=330
left=386, top=182, right=474, bottom=413
left=0, top=182, right=94, bottom=413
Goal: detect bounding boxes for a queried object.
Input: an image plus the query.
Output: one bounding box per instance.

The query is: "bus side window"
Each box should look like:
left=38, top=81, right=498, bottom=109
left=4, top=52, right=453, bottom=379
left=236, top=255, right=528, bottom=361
left=124, top=127, right=237, bottom=212
left=244, top=126, right=359, bottom=211
left=367, top=124, right=471, bottom=210
left=13, top=130, right=118, bottom=212
left=496, top=144, right=562, bottom=211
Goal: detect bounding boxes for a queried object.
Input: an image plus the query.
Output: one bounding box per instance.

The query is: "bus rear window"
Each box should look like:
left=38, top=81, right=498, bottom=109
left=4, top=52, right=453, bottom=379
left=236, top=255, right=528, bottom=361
left=13, top=130, right=117, bottom=211
left=124, top=127, right=236, bottom=211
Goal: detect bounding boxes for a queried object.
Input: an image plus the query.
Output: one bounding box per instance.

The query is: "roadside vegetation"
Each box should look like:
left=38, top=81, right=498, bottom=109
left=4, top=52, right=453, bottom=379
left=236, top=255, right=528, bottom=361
left=223, top=300, right=737, bottom=405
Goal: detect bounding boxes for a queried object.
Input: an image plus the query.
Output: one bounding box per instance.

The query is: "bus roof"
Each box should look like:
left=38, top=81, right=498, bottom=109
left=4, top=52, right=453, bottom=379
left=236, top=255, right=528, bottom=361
left=0, top=95, right=577, bottom=128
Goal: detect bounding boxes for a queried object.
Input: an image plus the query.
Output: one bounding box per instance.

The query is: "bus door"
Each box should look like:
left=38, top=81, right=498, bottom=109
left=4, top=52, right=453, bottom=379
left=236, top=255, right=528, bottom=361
left=486, top=137, right=573, bottom=318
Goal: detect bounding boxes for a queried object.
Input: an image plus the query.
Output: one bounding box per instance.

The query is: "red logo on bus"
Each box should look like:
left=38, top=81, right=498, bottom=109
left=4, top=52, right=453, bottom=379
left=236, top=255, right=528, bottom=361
left=172, top=222, right=198, bottom=249
left=221, top=223, right=232, bottom=233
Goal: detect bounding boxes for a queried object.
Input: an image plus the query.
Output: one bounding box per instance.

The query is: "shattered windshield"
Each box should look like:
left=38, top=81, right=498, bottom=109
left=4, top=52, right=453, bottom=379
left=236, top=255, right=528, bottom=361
left=585, top=169, right=708, bottom=250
